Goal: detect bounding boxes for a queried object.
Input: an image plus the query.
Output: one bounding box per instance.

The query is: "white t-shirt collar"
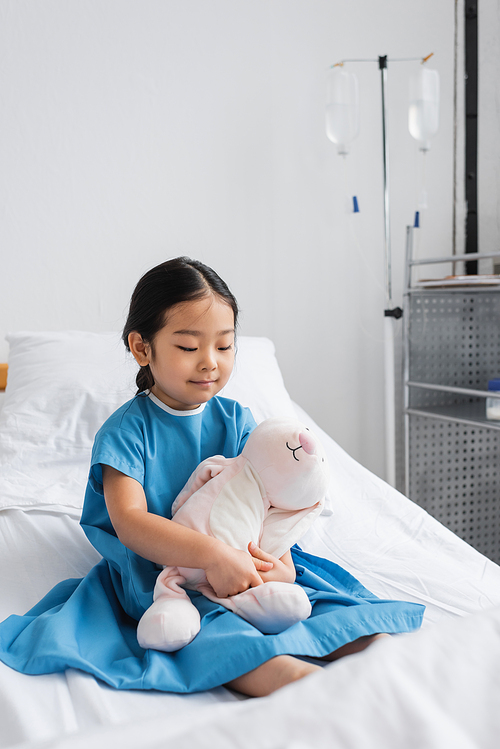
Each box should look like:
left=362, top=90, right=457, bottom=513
left=147, top=391, right=207, bottom=416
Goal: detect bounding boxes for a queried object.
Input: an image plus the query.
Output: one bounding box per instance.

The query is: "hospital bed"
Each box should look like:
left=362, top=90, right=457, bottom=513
left=1, top=331, right=500, bottom=749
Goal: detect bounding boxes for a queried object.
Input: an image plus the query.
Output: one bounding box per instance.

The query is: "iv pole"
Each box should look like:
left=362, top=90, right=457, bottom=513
left=330, top=54, right=431, bottom=487
left=379, top=55, right=402, bottom=489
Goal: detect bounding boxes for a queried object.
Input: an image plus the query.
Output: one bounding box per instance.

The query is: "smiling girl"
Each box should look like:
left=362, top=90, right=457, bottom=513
left=0, top=257, right=424, bottom=697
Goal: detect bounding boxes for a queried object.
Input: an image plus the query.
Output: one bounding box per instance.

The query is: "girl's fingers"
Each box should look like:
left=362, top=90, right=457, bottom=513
left=248, top=572, right=264, bottom=588
left=248, top=541, right=274, bottom=568
left=251, top=558, right=273, bottom=572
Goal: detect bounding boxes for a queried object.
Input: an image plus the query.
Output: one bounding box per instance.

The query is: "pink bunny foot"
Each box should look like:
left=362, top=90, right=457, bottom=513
left=137, top=596, right=201, bottom=651
left=228, top=582, right=311, bottom=634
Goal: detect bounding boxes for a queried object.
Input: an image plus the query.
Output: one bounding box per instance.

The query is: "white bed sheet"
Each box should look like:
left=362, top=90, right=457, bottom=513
left=1, top=332, right=500, bottom=748
left=13, top=604, right=500, bottom=749
left=1, top=403, right=500, bottom=749
left=2, top=505, right=500, bottom=748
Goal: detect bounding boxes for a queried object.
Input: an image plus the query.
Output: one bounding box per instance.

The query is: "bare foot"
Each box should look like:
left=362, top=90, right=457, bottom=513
left=225, top=655, right=321, bottom=698
left=323, top=633, right=390, bottom=662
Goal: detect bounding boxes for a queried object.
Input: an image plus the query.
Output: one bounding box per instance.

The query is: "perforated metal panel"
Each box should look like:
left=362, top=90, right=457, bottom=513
left=408, top=415, right=500, bottom=563
left=408, top=291, right=500, bottom=408
left=405, top=288, right=500, bottom=565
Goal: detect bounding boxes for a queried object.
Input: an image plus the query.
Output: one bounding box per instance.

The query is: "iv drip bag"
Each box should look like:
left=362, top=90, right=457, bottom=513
left=326, top=66, right=359, bottom=155
left=408, top=67, right=439, bottom=151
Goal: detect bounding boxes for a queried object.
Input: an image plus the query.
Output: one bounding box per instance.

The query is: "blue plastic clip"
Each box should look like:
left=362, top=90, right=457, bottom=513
left=414, top=211, right=420, bottom=228
left=353, top=196, right=359, bottom=213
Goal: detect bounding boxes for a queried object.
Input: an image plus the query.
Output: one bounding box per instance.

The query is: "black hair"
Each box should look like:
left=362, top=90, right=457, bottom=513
left=123, top=256, right=239, bottom=393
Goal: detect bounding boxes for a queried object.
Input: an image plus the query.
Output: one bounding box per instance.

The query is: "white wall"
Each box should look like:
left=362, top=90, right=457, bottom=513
left=0, top=0, right=458, bottom=480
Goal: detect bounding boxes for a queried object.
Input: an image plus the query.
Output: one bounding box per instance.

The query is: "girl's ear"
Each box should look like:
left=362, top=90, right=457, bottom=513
left=128, top=332, right=151, bottom=366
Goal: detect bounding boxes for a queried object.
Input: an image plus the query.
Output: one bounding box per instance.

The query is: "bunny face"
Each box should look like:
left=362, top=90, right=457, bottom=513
left=241, top=417, right=329, bottom=511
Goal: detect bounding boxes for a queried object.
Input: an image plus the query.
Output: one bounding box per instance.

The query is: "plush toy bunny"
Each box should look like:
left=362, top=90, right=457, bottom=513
left=137, top=417, right=330, bottom=651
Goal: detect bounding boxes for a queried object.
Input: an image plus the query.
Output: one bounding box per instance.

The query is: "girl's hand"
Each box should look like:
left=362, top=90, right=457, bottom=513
left=248, top=543, right=296, bottom=584
left=204, top=541, right=273, bottom=598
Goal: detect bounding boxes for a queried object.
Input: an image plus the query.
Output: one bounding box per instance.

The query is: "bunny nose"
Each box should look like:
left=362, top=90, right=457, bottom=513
left=298, top=431, right=316, bottom=455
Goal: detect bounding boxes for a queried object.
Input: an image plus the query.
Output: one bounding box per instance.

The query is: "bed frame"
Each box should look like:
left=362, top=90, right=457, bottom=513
left=0, top=364, right=7, bottom=392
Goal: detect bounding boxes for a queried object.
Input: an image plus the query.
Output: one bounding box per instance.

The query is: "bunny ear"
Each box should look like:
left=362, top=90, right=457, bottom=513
left=171, top=456, right=234, bottom=516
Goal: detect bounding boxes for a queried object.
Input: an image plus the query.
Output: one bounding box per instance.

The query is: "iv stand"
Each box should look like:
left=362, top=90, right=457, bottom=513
left=334, top=54, right=425, bottom=487
left=379, top=55, right=401, bottom=489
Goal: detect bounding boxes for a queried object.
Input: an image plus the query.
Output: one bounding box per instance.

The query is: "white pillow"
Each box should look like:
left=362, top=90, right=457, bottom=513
left=222, top=337, right=296, bottom=423
left=0, top=332, right=296, bottom=512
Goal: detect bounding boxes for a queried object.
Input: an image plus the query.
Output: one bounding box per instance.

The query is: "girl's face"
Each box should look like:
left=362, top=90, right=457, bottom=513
left=129, top=295, right=235, bottom=411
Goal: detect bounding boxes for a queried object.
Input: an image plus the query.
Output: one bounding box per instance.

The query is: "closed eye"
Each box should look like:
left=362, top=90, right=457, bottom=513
left=178, top=345, right=233, bottom=352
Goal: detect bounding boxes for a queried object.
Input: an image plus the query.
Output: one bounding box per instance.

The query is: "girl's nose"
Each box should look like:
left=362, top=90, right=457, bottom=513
left=200, top=349, right=217, bottom=370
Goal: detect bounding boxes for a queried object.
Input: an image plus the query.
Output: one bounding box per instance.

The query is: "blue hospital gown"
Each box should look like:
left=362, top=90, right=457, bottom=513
left=0, top=393, right=425, bottom=692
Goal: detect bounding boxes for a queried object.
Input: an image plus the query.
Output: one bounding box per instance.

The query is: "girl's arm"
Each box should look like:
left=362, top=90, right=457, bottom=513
left=102, top=465, right=272, bottom=598
left=248, top=543, right=296, bottom=584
